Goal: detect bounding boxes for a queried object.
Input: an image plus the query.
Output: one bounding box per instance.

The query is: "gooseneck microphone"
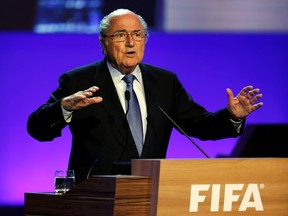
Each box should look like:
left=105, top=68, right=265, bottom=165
left=148, top=89, right=210, bottom=158
left=86, top=90, right=132, bottom=179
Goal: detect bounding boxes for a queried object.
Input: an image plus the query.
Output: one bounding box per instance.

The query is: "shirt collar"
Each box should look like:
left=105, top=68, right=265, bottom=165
left=107, top=61, right=143, bottom=85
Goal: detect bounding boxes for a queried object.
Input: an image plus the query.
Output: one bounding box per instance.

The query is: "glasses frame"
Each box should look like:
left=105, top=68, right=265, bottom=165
left=102, top=31, right=147, bottom=42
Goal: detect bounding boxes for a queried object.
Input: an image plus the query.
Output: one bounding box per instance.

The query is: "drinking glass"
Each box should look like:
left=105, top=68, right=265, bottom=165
left=54, top=170, right=75, bottom=194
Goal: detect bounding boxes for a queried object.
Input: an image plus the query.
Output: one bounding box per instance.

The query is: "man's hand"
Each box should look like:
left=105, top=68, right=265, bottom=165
left=227, top=85, right=263, bottom=120
left=61, top=86, right=103, bottom=111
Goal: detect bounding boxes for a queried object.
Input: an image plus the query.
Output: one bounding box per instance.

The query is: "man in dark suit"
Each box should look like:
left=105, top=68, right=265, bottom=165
left=27, top=9, right=263, bottom=184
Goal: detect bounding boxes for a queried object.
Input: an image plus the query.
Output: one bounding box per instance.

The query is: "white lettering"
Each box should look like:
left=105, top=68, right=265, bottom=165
left=239, top=184, right=264, bottom=211
left=189, top=184, right=210, bottom=212
left=224, top=184, right=243, bottom=211
left=189, top=183, right=264, bottom=212
left=211, top=184, right=220, bottom=212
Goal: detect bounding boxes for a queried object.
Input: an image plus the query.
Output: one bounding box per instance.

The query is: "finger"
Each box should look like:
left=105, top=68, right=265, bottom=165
left=67, top=95, right=87, bottom=106
left=73, top=92, right=90, bottom=100
left=87, top=86, right=99, bottom=92
left=240, top=85, right=253, bottom=96
left=80, top=86, right=100, bottom=98
left=227, top=88, right=241, bottom=106
left=83, top=97, right=103, bottom=107
left=247, top=88, right=260, bottom=99
left=250, top=93, right=263, bottom=104
left=252, top=102, right=264, bottom=111
left=226, top=88, right=234, bottom=101
left=89, top=96, right=103, bottom=103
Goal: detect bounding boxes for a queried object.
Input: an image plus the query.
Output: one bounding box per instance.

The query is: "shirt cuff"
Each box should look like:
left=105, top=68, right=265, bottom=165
left=62, top=106, right=73, bottom=123
left=230, top=118, right=243, bottom=133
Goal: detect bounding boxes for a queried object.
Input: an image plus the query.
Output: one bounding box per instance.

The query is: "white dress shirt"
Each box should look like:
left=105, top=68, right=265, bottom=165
left=107, top=62, right=148, bottom=140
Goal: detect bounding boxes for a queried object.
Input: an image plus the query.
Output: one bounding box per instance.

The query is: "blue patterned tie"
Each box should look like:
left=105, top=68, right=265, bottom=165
left=123, top=74, right=143, bottom=156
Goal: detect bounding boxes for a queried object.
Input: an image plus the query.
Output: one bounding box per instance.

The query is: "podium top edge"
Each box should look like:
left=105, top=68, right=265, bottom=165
left=132, top=158, right=288, bottom=162
left=90, top=175, right=151, bottom=179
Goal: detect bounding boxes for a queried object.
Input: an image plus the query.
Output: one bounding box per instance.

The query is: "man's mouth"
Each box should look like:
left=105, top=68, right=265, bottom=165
left=126, top=51, right=136, bottom=54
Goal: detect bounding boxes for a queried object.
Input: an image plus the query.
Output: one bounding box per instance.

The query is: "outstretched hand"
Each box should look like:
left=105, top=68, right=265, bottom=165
left=226, top=85, right=263, bottom=120
left=61, top=86, right=103, bottom=111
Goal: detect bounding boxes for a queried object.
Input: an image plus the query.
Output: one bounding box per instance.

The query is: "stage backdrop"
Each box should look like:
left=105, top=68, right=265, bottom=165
left=0, top=31, right=287, bottom=206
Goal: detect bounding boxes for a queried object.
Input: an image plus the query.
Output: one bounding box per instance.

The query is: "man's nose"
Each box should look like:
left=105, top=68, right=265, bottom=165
left=125, top=34, right=135, bottom=46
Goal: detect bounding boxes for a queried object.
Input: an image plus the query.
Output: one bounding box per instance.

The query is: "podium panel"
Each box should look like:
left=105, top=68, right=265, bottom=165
left=132, top=158, right=288, bottom=216
left=25, top=175, right=151, bottom=216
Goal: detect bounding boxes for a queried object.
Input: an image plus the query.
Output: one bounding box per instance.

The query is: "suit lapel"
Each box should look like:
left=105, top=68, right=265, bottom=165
left=140, top=64, right=162, bottom=156
left=94, top=60, right=124, bottom=121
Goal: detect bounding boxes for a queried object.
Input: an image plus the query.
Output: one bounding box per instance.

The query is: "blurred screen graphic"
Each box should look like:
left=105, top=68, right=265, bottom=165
left=163, top=0, right=288, bottom=32
left=33, top=0, right=288, bottom=34
left=34, top=0, right=103, bottom=33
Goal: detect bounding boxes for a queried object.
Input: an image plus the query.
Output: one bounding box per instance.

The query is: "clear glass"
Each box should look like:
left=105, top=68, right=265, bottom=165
left=54, top=170, right=75, bottom=194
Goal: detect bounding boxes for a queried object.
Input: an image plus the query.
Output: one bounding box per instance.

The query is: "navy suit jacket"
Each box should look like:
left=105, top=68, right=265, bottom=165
left=27, top=59, right=242, bottom=184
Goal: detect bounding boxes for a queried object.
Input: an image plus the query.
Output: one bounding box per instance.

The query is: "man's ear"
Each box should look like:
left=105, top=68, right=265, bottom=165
left=100, top=40, right=107, bottom=55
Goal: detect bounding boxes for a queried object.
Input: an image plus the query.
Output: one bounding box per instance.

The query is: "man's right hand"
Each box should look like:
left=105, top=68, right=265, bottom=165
left=61, top=86, right=103, bottom=111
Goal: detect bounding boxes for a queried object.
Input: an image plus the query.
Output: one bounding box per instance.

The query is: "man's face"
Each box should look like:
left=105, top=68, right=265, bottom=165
left=101, top=13, right=147, bottom=74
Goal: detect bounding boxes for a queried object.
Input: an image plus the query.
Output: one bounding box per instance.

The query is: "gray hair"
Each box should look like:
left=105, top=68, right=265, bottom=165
left=99, top=9, right=148, bottom=37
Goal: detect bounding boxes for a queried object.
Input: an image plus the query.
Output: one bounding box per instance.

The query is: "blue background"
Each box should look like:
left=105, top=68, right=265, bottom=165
left=0, top=31, right=287, bottom=206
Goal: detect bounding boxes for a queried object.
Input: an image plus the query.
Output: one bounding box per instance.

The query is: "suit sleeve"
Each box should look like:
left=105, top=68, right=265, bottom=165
left=173, top=74, right=244, bottom=140
left=26, top=74, right=71, bottom=141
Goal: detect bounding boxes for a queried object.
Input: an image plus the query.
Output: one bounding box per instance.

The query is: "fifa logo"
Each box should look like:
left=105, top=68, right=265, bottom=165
left=189, top=184, right=264, bottom=212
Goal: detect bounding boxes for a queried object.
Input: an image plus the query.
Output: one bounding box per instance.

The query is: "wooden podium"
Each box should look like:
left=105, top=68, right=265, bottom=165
left=132, top=158, right=288, bottom=216
left=25, top=158, right=288, bottom=216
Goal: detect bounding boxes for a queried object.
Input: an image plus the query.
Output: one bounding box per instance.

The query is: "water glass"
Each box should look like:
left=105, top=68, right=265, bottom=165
left=54, top=170, right=75, bottom=194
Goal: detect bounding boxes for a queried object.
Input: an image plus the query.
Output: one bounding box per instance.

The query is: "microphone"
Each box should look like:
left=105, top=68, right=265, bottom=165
left=125, top=90, right=131, bottom=102
left=148, top=89, right=210, bottom=158
left=86, top=90, right=132, bottom=179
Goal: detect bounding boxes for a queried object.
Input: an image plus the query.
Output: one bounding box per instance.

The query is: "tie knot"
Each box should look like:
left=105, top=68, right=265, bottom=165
left=123, top=74, right=136, bottom=85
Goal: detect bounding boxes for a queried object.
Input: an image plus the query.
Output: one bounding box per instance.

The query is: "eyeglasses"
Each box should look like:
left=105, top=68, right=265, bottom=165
left=103, top=31, right=147, bottom=42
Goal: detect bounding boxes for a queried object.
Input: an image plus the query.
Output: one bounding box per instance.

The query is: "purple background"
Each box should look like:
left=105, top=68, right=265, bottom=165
left=0, top=32, right=287, bottom=206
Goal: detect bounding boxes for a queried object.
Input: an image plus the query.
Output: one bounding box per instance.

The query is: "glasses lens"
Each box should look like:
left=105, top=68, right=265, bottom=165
left=113, top=32, right=126, bottom=42
left=131, top=32, right=145, bottom=41
left=111, top=32, right=146, bottom=42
